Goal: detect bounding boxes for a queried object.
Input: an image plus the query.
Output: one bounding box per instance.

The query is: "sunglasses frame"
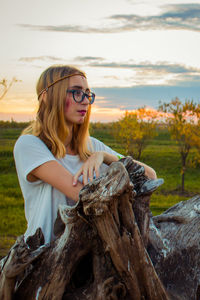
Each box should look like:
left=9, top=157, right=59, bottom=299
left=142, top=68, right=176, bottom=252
left=67, top=89, right=95, bottom=104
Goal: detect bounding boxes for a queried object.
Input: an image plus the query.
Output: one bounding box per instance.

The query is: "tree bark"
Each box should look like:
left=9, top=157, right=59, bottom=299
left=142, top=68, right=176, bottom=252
left=148, top=194, right=200, bottom=300
left=0, top=157, right=200, bottom=299
left=181, top=156, right=186, bottom=193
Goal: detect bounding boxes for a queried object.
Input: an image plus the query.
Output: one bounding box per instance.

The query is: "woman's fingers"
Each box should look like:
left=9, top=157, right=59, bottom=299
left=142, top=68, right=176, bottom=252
left=94, top=165, right=100, bottom=178
left=88, top=166, right=94, bottom=183
left=83, top=166, right=89, bottom=186
left=73, top=152, right=104, bottom=186
left=73, top=169, right=82, bottom=186
left=73, top=164, right=97, bottom=186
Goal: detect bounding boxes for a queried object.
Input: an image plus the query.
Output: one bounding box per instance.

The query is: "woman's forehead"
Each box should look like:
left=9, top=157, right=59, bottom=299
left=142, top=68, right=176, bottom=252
left=68, top=75, right=89, bottom=88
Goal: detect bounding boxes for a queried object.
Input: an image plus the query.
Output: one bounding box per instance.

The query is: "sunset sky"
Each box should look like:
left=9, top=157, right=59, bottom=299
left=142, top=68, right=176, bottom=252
left=0, top=0, right=200, bottom=122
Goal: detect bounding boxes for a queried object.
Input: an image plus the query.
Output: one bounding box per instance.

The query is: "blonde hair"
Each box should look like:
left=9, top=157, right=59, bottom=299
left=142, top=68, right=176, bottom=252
left=23, top=65, right=92, bottom=160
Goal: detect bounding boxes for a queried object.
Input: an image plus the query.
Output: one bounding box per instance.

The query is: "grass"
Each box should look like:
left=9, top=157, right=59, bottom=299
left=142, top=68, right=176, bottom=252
left=0, top=128, right=26, bottom=257
left=0, top=125, right=199, bottom=258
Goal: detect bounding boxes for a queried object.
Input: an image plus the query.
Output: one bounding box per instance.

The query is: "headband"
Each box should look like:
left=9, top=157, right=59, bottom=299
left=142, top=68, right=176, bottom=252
left=37, top=73, right=86, bottom=99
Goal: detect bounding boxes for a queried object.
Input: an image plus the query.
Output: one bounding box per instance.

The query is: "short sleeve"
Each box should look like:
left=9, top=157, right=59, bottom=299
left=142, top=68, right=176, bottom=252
left=14, top=134, right=56, bottom=182
left=90, top=137, right=124, bottom=159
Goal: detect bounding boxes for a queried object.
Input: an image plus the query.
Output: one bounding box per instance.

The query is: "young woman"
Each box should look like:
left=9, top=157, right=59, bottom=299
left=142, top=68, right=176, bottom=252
left=14, top=65, right=156, bottom=244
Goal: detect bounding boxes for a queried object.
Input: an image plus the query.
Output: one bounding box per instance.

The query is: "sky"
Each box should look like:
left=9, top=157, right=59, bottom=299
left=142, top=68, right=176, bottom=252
left=0, top=0, right=200, bottom=122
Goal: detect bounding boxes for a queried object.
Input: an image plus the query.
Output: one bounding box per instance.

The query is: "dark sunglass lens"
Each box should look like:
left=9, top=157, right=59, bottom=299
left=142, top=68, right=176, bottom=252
left=74, top=90, right=83, bottom=102
left=91, top=93, right=95, bottom=104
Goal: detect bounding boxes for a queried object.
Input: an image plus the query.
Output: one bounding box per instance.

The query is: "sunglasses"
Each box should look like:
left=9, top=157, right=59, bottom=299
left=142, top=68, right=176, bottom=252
left=67, top=89, right=95, bottom=104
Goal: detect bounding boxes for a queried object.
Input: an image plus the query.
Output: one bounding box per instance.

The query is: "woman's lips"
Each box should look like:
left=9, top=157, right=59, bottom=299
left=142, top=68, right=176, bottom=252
left=78, top=110, right=87, bottom=116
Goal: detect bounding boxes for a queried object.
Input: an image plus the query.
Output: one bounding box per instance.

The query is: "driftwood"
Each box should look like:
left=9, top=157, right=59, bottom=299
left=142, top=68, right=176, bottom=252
left=0, top=157, right=200, bottom=299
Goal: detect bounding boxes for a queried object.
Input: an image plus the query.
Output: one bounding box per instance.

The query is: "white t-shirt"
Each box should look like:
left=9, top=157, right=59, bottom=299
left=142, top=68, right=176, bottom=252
left=14, top=134, right=121, bottom=243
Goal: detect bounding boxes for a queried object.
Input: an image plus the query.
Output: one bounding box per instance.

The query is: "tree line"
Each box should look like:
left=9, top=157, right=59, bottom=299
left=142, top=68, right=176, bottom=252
left=0, top=120, right=29, bottom=128
left=1, top=98, right=200, bottom=193
left=91, top=98, right=200, bottom=193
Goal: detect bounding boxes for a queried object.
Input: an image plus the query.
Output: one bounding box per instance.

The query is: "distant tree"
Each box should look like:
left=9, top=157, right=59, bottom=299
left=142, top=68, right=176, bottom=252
left=189, top=104, right=200, bottom=168
left=0, top=77, right=20, bottom=100
left=113, top=108, right=157, bottom=160
left=159, top=98, right=200, bottom=193
left=193, top=104, right=200, bottom=149
left=0, top=120, right=29, bottom=128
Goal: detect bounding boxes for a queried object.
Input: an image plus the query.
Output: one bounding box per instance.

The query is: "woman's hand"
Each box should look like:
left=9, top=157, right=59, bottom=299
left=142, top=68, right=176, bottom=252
left=73, top=152, right=105, bottom=186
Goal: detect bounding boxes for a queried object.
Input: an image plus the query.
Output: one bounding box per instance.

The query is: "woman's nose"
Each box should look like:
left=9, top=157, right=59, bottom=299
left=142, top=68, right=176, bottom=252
left=82, top=94, right=90, bottom=104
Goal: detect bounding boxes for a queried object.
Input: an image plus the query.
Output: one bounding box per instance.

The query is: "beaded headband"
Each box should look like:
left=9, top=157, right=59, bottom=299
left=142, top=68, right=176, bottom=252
left=37, top=73, right=86, bottom=99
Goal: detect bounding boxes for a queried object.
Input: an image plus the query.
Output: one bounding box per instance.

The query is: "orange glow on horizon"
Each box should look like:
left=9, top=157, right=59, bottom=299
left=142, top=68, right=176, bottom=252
left=0, top=106, right=172, bottom=123
left=0, top=93, right=173, bottom=123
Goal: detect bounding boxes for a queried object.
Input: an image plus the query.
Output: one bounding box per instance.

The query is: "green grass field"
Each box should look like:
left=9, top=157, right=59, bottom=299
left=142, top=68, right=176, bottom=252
left=0, top=124, right=200, bottom=258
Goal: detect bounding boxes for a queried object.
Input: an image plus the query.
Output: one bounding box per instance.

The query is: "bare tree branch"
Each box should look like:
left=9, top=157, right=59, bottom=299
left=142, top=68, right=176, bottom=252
left=0, top=78, right=21, bottom=100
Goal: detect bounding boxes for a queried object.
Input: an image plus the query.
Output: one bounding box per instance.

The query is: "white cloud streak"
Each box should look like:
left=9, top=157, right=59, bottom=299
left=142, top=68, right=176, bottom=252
left=17, top=4, right=200, bottom=33
left=19, top=56, right=64, bottom=63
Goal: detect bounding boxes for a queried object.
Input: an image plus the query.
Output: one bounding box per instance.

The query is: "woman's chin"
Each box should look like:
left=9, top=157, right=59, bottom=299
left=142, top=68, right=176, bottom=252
left=77, top=117, right=85, bottom=124
left=65, top=117, right=85, bottom=126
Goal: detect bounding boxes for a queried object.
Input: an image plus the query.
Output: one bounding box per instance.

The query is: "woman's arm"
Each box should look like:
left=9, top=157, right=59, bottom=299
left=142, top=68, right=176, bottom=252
left=132, top=159, right=157, bottom=180
left=73, top=151, right=157, bottom=185
left=102, top=152, right=157, bottom=179
left=30, top=153, right=156, bottom=200
left=29, top=160, right=83, bottom=202
left=28, top=152, right=118, bottom=200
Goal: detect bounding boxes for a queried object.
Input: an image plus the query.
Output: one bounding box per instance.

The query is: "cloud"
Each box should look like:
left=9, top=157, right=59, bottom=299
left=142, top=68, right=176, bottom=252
left=171, top=74, right=200, bottom=86
left=18, top=4, right=200, bottom=33
left=19, top=56, right=64, bottom=63
left=18, top=24, right=117, bottom=33
left=85, top=59, right=200, bottom=86
left=18, top=54, right=200, bottom=89
left=162, top=3, right=200, bottom=20
left=89, top=61, right=200, bottom=73
left=75, top=56, right=104, bottom=62
left=72, top=56, right=200, bottom=75
left=109, top=4, right=200, bottom=32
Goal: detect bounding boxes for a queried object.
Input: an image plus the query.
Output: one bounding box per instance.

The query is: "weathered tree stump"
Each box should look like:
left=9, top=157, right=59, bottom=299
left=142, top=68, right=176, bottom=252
left=0, top=157, right=200, bottom=299
left=148, top=195, right=200, bottom=300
